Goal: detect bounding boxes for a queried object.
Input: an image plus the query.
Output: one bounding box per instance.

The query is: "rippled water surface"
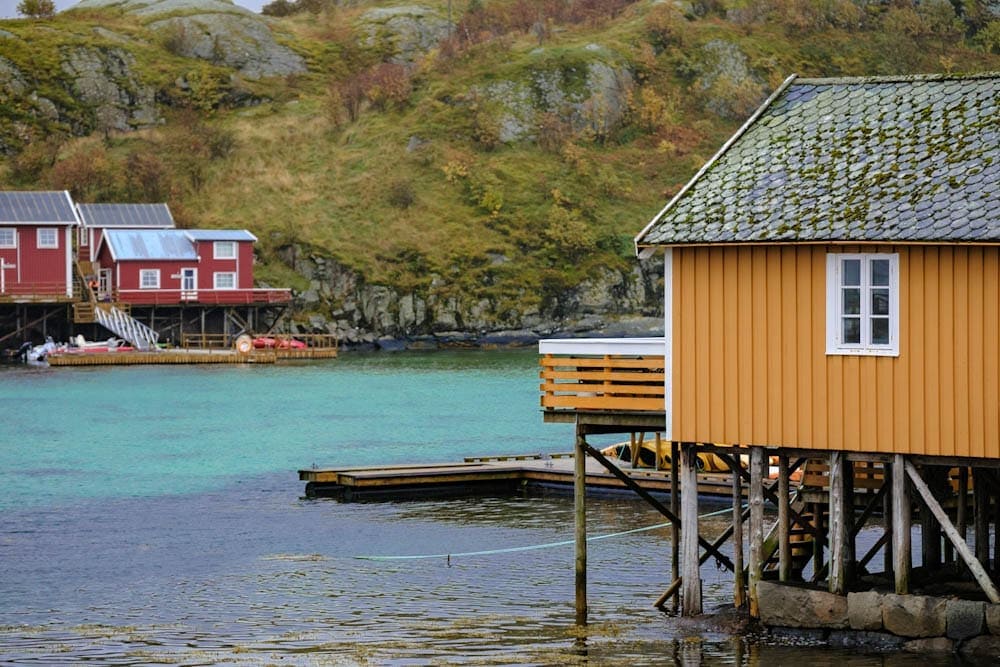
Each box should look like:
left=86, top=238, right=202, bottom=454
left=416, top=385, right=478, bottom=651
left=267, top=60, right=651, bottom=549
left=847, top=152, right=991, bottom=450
left=0, top=351, right=978, bottom=665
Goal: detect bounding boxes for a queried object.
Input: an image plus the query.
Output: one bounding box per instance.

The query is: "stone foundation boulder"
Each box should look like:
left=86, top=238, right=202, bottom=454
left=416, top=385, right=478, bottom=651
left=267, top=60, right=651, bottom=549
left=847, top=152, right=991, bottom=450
left=960, top=635, right=1000, bottom=658
left=986, top=603, right=1000, bottom=635
left=847, top=591, right=884, bottom=631
left=757, top=581, right=848, bottom=629
left=882, top=593, right=947, bottom=638
left=903, top=637, right=953, bottom=653
left=947, top=599, right=985, bottom=640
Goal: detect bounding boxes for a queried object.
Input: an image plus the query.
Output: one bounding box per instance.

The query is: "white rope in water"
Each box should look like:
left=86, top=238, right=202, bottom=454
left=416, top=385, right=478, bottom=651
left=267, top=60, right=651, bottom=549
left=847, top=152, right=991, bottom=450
left=356, top=504, right=741, bottom=561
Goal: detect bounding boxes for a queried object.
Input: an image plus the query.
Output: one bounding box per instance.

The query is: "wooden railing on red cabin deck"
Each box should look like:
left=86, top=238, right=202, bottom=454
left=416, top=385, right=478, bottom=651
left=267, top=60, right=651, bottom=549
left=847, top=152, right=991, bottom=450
left=0, top=282, right=75, bottom=302
left=116, top=288, right=293, bottom=306
left=539, top=338, right=666, bottom=413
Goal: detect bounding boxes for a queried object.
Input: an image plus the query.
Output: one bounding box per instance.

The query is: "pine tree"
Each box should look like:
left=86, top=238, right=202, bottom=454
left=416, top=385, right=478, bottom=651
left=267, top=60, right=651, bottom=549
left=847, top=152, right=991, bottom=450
left=17, top=0, right=56, bottom=18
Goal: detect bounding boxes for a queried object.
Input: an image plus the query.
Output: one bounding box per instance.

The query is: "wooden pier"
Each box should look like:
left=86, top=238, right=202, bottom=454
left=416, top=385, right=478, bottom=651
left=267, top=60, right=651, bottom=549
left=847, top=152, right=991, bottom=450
left=299, top=452, right=738, bottom=502
left=47, top=347, right=337, bottom=366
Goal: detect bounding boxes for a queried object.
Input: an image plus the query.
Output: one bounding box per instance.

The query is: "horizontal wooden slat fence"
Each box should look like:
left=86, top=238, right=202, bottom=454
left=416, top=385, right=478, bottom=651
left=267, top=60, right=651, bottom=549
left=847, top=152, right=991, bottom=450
left=540, top=353, right=666, bottom=412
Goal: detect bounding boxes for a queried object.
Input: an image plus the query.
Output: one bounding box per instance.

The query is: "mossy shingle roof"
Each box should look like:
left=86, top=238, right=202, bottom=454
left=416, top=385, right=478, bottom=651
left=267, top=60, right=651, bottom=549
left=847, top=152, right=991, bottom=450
left=635, top=73, right=1000, bottom=246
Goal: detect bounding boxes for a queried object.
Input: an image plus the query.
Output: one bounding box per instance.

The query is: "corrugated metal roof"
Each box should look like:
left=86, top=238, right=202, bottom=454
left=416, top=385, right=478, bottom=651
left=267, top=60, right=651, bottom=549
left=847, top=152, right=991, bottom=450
left=77, top=203, right=175, bottom=229
left=184, top=229, right=257, bottom=242
left=104, top=230, right=198, bottom=261
left=0, top=191, right=78, bottom=225
left=636, top=73, right=1000, bottom=246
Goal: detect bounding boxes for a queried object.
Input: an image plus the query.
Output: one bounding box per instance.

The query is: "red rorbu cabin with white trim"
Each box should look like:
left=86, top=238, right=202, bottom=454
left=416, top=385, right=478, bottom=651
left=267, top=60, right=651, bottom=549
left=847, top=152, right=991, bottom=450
left=76, top=203, right=176, bottom=265
left=0, top=191, right=79, bottom=301
left=95, top=228, right=290, bottom=305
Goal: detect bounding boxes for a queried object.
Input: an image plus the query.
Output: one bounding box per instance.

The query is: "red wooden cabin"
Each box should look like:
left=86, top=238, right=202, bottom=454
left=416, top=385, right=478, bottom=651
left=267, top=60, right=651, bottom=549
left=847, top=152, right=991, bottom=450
left=76, top=203, right=175, bottom=265
left=0, top=191, right=79, bottom=301
left=95, top=229, right=290, bottom=305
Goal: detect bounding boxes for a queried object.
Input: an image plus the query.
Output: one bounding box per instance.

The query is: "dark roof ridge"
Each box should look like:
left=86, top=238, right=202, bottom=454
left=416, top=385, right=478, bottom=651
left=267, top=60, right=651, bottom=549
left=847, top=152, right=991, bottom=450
left=795, top=71, right=1000, bottom=85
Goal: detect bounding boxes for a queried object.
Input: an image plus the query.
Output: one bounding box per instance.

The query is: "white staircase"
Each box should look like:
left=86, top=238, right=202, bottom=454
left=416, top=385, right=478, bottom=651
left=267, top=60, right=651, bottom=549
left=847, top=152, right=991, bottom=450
left=95, top=305, right=160, bottom=351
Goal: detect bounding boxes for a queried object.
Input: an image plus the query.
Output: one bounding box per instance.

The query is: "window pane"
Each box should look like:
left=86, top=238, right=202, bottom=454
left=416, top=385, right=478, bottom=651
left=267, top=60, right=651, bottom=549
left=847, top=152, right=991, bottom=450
left=843, top=317, right=861, bottom=344
left=841, top=259, right=860, bottom=286
left=842, top=288, right=860, bottom=315
left=871, top=259, right=890, bottom=286
left=871, top=317, right=889, bottom=345
left=871, top=288, right=889, bottom=315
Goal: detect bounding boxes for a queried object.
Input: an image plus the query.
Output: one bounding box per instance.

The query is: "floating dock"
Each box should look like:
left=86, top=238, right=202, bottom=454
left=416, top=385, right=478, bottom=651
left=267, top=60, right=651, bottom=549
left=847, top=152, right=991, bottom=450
left=46, top=347, right=337, bottom=366
left=299, top=453, right=736, bottom=502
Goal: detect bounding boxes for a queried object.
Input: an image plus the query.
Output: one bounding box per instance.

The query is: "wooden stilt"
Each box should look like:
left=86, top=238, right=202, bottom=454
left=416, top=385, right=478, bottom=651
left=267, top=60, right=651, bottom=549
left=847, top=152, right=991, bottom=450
left=733, top=456, right=746, bottom=607
left=957, top=467, right=968, bottom=542
left=655, top=433, right=663, bottom=471
left=892, top=454, right=911, bottom=594
left=828, top=451, right=846, bottom=594
left=883, top=467, right=893, bottom=580
left=748, top=447, right=764, bottom=618
left=905, top=460, right=1000, bottom=603
left=671, top=441, right=680, bottom=613
left=778, top=455, right=790, bottom=583
left=681, top=443, right=702, bottom=616
left=574, top=420, right=587, bottom=626
left=974, top=468, right=989, bottom=569
left=811, top=502, right=824, bottom=579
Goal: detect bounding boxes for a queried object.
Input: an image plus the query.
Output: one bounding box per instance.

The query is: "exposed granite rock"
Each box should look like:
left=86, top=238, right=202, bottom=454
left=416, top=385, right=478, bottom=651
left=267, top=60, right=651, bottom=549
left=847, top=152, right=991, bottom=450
left=0, top=56, right=28, bottom=99
left=358, top=5, right=450, bottom=64
left=903, top=637, right=953, bottom=653
left=77, top=0, right=306, bottom=79
left=882, top=593, right=947, bottom=638
left=986, top=604, right=1000, bottom=634
left=148, top=14, right=306, bottom=79
left=961, top=634, right=1000, bottom=658
left=757, top=581, right=849, bottom=629
left=692, top=39, right=766, bottom=120
left=60, top=46, right=159, bottom=130
left=285, top=248, right=663, bottom=348
left=473, top=45, right=634, bottom=144
left=947, top=599, right=985, bottom=640
left=847, top=591, right=884, bottom=631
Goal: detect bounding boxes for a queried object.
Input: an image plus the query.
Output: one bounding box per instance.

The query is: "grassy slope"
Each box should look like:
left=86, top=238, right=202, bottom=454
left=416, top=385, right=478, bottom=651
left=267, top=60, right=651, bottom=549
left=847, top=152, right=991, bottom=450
left=2, top=0, right=999, bottom=315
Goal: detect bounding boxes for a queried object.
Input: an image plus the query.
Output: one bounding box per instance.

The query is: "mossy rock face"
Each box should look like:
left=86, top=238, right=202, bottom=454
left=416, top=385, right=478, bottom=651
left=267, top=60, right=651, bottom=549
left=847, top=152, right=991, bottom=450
left=357, top=5, right=450, bottom=65
left=60, top=45, right=159, bottom=130
left=77, top=0, right=307, bottom=79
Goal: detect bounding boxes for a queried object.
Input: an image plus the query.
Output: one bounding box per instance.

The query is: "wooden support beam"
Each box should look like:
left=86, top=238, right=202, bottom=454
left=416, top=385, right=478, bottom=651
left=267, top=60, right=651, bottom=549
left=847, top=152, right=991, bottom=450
left=671, top=441, right=680, bottom=614
left=681, top=444, right=702, bottom=616
left=733, top=460, right=746, bottom=607
left=859, top=531, right=890, bottom=572
left=974, top=468, right=989, bottom=568
left=905, top=460, right=1000, bottom=603
left=717, top=453, right=817, bottom=538
left=654, top=577, right=683, bottom=609
left=892, top=454, right=911, bottom=594
left=883, top=466, right=893, bottom=580
left=957, top=467, right=968, bottom=541
left=583, top=443, right=734, bottom=571
left=778, top=455, right=791, bottom=583
left=829, top=451, right=847, bottom=595
left=748, top=447, right=764, bottom=619
left=574, top=421, right=587, bottom=626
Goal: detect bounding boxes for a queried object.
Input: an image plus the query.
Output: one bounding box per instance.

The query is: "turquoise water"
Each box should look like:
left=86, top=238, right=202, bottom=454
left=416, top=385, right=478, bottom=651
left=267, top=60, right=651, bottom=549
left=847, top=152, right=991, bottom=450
left=0, top=352, right=970, bottom=665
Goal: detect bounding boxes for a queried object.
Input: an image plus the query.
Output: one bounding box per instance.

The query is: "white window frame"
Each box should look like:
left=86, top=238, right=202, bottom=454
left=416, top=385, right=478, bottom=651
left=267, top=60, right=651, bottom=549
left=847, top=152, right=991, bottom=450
left=78, top=228, right=88, bottom=247
left=213, top=271, right=236, bottom=290
left=37, top=228, right=58, bottom=249
left=139, top=269, right=160, bottom=289
left=826, top=253, right=899, bottom=357
left=214, top=241, right=237, bottom=260
left=0, top=228, right=15, bottom=248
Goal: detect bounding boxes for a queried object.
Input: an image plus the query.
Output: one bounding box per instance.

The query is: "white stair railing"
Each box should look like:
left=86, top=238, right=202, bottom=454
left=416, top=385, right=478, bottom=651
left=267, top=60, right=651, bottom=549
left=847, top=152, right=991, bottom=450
left=94, top=305, right=159, bottom=351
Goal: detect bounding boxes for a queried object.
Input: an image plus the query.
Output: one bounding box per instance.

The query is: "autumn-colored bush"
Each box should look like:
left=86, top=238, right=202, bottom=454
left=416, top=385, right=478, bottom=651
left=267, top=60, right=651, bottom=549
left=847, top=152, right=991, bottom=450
left=48, top=141, right=121, bottom=202
left=125, top=151, right=171, bottom=202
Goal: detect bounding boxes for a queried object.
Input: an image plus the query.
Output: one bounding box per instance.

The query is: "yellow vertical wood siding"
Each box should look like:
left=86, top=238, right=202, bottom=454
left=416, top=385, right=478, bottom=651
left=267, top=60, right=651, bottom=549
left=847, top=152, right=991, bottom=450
left=672, top=245, right=1000, bottom=458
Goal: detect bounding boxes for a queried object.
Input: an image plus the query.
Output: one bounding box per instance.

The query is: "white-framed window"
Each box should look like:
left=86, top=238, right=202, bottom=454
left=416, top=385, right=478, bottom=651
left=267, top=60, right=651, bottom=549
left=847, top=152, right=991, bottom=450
left=139, top=269, right=160, bottom=289
left=214, top=241, right=236, bottom=259
left=37, top=228, right=58, bottom=249
left=0, top=228, right=15, bottom=248
left=213, top=272, right=236, bottom=289
left=79, top=228, right=88, bottom=247
left=826, top=253, right=899, bottom=356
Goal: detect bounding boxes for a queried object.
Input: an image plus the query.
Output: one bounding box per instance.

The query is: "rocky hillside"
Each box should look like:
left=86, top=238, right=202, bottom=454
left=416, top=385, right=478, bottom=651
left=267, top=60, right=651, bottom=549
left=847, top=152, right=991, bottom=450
left=2, top=0, right=999, bottom=348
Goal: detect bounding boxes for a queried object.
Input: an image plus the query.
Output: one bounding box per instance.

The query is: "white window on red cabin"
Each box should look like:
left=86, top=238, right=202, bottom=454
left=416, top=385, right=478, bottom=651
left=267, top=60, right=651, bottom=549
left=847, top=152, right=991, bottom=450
left=37, top=228, right=58, bottom=249
left=214, top=241, right=236, bottom=259
left=140, top=269, right=160, bottom=289
left=0, top=228, right=15, bottom=248
left=214, top=272, right=236, bottom=289
left=826, top=253, right=899, bottom=357
left=79, top=228, right=88, bottom=247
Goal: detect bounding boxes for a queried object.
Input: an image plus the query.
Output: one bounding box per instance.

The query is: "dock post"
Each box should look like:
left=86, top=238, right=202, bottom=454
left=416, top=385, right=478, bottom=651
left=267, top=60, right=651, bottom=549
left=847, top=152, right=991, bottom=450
left=733, top=453, right=746, bottom=607
left=574, top=420, right=587, bottom=626
left=748, top=446, right=764, bottom=618
left=892, top=454, right=911, bottom=594
left=828, top=451, right=846, bottom=594
left=671, top=441, right=680, bottom=613
left=680, top=443, right=702, bottom=615
left=778, top=454, right=790, bottom=583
